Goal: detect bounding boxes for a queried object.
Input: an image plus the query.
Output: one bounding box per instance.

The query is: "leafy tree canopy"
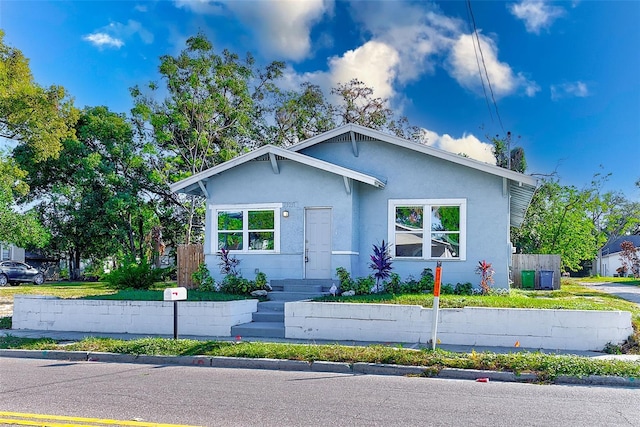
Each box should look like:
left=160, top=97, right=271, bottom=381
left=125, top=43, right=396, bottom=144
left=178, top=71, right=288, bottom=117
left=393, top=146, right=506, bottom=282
left=0, top=30, right=78, bottom=162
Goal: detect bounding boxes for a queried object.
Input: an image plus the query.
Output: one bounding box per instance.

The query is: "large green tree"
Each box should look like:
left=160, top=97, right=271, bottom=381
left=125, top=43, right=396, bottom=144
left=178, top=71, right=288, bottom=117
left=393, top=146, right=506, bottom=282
left=0, top=30, right=77, bottom=249
left=0, top=153, right=49, bottom=247
left=512, top=179, right=597, bottom=271
left=131, top=33, right=284, bottom=243
left=15, top=106, right=171, bottom=278
left=0, top=30, right=78, bottom=161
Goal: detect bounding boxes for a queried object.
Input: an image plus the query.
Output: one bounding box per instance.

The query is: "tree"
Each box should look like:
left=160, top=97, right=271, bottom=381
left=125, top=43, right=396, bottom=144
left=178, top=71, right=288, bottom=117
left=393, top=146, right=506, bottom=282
left=15, top=106, right=171, bottom=278
left=0, top=153, right=49, bottom=247
left=0, top=30, right=78, bottom=161
left=512, top=179, right=597, bottom=271
left=619, top=241, right=639, bottom=278
left=131, top=33, right=284, bottom=244
left=270, top=78, right=425, bottom=146
left=271, top=82, right=336, bottom=146
left=490, top=132, right=526, bottom=173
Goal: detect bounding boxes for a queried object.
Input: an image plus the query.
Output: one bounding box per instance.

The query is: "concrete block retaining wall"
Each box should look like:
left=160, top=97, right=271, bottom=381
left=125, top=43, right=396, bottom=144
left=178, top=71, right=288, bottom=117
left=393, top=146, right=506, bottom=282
left=285, top=302, right=633, bottom=351
left=13, top=295, right=257, bottom=337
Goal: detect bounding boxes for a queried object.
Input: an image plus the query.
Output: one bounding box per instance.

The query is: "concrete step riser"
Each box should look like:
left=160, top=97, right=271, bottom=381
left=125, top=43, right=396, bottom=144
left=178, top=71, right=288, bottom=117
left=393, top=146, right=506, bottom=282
left=231, top=323, right=285, bottom=339
left=270, top=284, right=323, bottom=293
left=252, top=312, right=284, bottom=322
left=267, top=292, right=324, bottom=301
left=257, top=301, right=285, bottom=312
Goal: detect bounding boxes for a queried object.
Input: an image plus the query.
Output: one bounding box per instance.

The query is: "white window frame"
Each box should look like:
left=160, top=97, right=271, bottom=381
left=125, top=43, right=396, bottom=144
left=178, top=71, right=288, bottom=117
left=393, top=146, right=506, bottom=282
left=211, top=203, right=282, bottom=253
left=0, top=243, right=11, bottom=261
left=388, top=199, right=467, bottom=260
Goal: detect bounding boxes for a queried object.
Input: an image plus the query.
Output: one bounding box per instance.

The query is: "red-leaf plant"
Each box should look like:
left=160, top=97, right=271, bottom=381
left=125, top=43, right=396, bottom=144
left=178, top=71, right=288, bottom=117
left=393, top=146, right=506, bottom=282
left=475, top=260, right=494, bottom=295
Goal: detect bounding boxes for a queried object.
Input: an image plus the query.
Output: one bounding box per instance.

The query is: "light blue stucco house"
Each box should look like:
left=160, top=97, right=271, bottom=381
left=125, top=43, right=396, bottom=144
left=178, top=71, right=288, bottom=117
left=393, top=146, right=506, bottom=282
left=170, top=124, right=537, bottom=288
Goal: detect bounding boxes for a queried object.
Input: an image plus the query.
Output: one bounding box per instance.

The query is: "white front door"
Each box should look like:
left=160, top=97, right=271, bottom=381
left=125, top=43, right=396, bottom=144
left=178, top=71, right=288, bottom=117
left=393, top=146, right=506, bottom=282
left=305, top=208, right=332, bottom=279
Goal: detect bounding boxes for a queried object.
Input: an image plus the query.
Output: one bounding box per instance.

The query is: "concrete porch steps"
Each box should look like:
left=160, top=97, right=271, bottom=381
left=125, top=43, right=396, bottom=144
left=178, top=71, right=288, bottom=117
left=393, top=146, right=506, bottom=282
left=231, top=279, right=334, bottom=339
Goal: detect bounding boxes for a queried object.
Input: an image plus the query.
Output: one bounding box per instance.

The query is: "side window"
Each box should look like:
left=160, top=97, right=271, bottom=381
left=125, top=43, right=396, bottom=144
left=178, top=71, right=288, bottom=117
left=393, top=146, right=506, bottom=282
left=389, top=199, right=466, bottom=260
left=214, top=205, right=280, bottom=253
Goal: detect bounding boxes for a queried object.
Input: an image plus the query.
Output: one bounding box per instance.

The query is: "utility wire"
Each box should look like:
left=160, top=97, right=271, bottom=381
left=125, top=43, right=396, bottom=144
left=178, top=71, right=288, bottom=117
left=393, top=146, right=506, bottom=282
left=466, top=0, right=505, bottom=133
left=465, top=0, right=493, bottom=123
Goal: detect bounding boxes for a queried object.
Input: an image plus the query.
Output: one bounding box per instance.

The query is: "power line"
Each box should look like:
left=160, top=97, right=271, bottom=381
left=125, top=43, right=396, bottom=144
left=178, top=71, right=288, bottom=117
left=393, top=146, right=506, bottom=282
left=466, top=0, right=505, bottom=133
left=465, top=0, right=493, bottom=123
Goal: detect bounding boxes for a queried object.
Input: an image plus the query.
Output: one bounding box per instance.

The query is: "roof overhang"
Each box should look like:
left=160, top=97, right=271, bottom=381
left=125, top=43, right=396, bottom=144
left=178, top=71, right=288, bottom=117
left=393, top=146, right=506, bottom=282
left=169, top=144, right=386, bottom=197
left=289, top=124, right=538, bottom=228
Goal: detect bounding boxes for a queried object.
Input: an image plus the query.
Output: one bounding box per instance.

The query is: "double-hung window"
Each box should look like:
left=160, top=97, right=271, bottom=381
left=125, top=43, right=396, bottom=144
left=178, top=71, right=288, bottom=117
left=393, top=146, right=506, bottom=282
left=388, top=199, right=466, bottom=260
left=214, top=204, right=281, bottom=252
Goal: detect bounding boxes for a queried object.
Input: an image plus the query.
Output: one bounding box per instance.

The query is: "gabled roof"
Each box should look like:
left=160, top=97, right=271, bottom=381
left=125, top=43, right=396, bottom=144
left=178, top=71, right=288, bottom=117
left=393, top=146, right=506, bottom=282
left=169, top=144, right=386, bottom=197
left=170, top=124, right=538, bottom=228
left=288, top=124, right=538, bottom=228
left=601, top=235, right=640, bottom=255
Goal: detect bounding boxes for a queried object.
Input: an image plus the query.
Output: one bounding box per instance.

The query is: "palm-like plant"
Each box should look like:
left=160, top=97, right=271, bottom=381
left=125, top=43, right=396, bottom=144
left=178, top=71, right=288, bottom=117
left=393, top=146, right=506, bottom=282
left=370, top=240, right=393, bottom=293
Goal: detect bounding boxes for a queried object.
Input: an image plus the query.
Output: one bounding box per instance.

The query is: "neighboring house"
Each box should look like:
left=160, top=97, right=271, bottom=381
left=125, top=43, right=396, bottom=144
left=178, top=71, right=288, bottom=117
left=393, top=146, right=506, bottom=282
left=0, top=242, right=25, bottom=263
left=170, top=124, right=537, bottom=288
left=597, top=235, right=640, bottom=277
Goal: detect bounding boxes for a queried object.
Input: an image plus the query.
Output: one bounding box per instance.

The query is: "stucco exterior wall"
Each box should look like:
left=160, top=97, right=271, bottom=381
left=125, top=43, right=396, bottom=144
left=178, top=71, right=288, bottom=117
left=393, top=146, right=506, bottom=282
left=203, top=158, right=359, bottom=281
left=300, top=139, right=511, bottom=287
left=201, top=136, right=513, bottom=287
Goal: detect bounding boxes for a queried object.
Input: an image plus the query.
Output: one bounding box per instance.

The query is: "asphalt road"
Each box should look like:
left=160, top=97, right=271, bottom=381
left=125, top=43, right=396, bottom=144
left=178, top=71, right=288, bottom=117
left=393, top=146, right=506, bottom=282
left=1, top=357, right=639, bottom=427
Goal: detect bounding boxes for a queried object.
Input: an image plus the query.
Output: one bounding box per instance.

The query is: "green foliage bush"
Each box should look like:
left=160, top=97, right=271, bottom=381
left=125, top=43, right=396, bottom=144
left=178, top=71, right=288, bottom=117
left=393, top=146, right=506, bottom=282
left=354, top=276, right=375, bottom=295
left=336, top=267, right=355, bottom=293
left=219, top=272, right=269, bottom=295
left=385, top=273, right=402, bottom=294
left=193, top=263, right=216, bottom=292
left=102, top=257, right=170, bottom=290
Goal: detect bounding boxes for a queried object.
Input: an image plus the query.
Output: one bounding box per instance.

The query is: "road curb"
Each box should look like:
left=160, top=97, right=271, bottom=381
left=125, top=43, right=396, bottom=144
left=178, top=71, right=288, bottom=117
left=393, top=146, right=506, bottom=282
left=1, top=349, right=638, bottom=387
left=437, top=368, right=538, bottom=382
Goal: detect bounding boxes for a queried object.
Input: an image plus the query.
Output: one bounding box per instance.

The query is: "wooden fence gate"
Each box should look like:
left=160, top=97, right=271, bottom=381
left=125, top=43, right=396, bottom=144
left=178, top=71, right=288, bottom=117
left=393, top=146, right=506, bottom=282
left=512, top=254, right=561, bottom=290
left=177, top=244, right=204, bottom=289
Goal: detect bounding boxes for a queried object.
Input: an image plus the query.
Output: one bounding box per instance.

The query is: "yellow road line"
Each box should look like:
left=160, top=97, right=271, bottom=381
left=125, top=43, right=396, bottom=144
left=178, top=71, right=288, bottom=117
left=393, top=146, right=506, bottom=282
left=0, top=412, right=202, bottom=427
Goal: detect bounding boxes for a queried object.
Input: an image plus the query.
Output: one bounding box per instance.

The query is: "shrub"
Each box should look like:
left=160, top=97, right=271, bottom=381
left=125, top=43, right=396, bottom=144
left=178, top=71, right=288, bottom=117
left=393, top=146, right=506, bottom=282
left=475, top=260, right=494, bottom=295
left=385, top=272, right=402, bottom=294
left=193, top=263, right=216, bottom=292
left=369, top=240, right=392, bottom=292
left=336, top=267, right=355, bottom=293
left=419, top=268, right=434, bottom=292
left=219, top=274, right=259, bottom=295
left=102, top=257, right=170, bottom=290
left=355, top=276, right=376, bottom=295
left=255, top=272, right=268, bottom=289
left=218, top=248, right=240, bottom=276
left=454, top=282, right=473, bottom=295
left=440, top=283, right=455, bottom=295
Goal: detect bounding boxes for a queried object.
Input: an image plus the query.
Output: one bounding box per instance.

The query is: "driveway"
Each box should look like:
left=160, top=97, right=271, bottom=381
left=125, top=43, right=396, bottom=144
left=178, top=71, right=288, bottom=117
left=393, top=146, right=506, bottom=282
left=577, top=281, right=640, bottom=306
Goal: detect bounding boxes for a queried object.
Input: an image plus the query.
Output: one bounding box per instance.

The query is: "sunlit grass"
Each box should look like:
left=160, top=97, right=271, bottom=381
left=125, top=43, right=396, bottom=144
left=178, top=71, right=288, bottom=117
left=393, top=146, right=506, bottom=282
left=1, top=336, right=638, bottom=381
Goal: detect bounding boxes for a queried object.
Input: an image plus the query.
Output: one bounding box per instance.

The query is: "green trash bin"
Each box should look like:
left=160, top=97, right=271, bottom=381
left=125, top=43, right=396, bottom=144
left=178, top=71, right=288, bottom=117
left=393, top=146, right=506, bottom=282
left=521, top=270, right=535, bottom=289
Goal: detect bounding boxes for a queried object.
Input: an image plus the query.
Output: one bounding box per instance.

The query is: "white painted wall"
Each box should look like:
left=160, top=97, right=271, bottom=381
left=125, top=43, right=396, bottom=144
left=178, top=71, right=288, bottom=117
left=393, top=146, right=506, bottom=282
left=13, top=296, right=257, bottom=337
left=285, top=302, right=633, bottom=351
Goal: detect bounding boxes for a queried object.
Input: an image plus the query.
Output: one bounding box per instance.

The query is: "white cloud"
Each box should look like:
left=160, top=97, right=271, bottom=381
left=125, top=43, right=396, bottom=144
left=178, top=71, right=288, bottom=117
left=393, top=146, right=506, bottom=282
left=82, top=33, right=124, bottom=49
left=447, top=33, right=537, bottom=98
left=327, top=41, right=400, bottom=100
left=509, top=0, right=565, bottom=34
left=422, top=129, right=496, bottom=164
left=83, top=20, right=153, bottom=50
left=175, top=0, right=331, bottom=61
left=551, top=81, right=590, bottom=100
left=347, top=2, right=536, bottom=100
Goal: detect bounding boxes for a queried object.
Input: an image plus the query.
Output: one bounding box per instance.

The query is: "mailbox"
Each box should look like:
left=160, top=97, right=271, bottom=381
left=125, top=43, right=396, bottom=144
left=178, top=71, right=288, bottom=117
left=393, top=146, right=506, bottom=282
left=164, top=287, right=187, bottom=301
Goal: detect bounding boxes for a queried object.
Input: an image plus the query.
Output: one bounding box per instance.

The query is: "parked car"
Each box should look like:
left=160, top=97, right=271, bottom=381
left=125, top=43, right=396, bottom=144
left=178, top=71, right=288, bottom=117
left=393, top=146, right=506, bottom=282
left=0, top=261, right=45, bottom=286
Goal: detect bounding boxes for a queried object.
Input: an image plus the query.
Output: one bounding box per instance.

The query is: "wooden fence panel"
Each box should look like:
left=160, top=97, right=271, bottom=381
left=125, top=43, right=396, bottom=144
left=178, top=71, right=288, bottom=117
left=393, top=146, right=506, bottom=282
left=177, top=244, right=204, bottom=289
left=512, top=254, right=561, bottom=290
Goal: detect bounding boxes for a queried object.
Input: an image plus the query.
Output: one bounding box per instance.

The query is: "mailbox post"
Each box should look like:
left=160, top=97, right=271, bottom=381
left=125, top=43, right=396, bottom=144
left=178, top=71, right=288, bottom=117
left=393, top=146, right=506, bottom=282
left=164, top=287, right=187, bottom=339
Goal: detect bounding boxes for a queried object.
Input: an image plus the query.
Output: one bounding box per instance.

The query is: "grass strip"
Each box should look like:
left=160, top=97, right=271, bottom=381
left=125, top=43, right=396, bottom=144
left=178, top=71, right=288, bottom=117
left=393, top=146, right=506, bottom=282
left=1, top=336, right=638, bottom=381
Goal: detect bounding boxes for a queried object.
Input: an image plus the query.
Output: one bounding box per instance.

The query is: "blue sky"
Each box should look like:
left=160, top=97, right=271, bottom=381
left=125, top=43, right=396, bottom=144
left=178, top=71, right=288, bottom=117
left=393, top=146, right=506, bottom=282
left=1, top=0, right=639, bottom=199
